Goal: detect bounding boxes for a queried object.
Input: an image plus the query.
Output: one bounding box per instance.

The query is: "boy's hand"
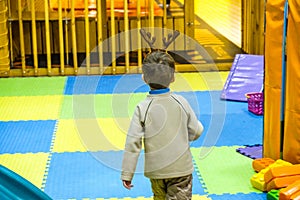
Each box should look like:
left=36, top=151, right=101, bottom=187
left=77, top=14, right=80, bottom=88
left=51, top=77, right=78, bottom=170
left=122, top=180, right=134, bottom=190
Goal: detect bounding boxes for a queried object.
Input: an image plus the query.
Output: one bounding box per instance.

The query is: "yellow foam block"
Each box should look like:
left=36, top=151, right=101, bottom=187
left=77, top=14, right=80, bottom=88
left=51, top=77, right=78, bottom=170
left=0, top=153, right=49, bottom=189
left=251, top=170, right=266, bottom=191
left=0, top=95, right=63, bottom=121
left=250, top=159, right=292, bottom=191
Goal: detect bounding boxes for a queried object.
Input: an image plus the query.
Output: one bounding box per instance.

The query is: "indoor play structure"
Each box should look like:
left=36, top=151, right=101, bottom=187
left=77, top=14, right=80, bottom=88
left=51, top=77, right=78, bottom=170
left=0, top=0, right=299, bottom=200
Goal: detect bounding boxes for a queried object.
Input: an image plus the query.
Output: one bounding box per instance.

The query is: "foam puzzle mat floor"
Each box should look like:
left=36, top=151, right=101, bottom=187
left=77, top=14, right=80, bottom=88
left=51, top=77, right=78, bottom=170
left=0, top=72, right=266, bottom=199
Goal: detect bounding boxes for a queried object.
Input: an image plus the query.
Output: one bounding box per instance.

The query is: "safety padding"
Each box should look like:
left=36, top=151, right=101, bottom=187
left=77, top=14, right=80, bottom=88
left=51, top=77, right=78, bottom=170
left=283, top=0, right=300, bottom=164
left=263, top=0, right=285, bottom=160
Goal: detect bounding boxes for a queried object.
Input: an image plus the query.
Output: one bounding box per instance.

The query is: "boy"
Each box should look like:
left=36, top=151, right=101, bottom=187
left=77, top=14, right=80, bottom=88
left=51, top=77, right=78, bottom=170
left=121, top=51, right=204, bottom=199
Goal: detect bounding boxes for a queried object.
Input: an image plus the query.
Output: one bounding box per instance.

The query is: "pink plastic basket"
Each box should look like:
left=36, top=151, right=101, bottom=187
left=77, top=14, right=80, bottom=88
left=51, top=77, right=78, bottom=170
left=246, top=92, right=263, bottom=115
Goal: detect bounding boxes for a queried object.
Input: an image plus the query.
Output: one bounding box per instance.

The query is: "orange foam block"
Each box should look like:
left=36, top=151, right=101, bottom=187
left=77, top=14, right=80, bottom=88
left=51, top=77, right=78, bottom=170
left=280, top=180, right=300, bottom=200
left=266, top=175, right=300, bottom=191
left=252, top=158, right=275, bottom=172
left=264, top=164, right=300, bottom=183
left=291, top=190, right=300, bottom=200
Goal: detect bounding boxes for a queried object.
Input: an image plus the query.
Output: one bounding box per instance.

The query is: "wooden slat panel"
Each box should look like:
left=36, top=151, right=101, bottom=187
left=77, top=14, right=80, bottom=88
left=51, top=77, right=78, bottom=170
left=44, top=0, right=52, bottom=75
left=84, top=0, right=90, bottom=74
left=118, top=18, right=125, bottom=52
left=110, top=0, right=116, bottom=74
left=17, top=0, right=26, bottom=75
left=71, top=0, right=78, bottom=73
left=30, top=0, right=38, bottom=74
left=76, top=20, right=85, bottom=52
left=51, top=21, right=60, bottom=54
left=154, top=18, right=162, bottom=29
left=96, top=0, right=104, bottom=73
left=166, top=18, right=174, bottom=30
left=58, top=0, right=64, bottom=74
left=36, top=22, right=44, bottom=54
left=174, top=17, right=184, bottom=50
left=89, top=20, right=97, bottom=51
left=23, top=22, right=31, bottom=54
left=241, top=0, right=264, bottom=54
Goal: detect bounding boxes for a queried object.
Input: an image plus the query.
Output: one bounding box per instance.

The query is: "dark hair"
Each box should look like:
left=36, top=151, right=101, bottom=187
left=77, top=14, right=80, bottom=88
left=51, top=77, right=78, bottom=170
left=142, top=51, right=175, bottom=89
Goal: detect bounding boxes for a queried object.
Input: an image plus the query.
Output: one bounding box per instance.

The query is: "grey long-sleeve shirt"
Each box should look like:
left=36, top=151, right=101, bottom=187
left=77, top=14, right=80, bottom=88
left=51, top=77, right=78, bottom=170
left=121, top=89, right=204, bottom=181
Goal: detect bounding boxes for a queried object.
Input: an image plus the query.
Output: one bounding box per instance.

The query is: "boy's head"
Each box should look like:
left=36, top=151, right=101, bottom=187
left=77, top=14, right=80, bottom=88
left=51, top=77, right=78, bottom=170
left=142, top=51, right=175, bottom=89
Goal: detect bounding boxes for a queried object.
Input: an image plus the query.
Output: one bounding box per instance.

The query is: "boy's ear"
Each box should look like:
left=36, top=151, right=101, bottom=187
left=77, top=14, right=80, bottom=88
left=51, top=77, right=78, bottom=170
left=171, top=75, right=175, bottom=83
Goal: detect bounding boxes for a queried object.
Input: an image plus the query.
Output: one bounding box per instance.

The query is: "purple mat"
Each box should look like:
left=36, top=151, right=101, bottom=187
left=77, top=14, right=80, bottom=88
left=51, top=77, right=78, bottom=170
left=221, top=54, right=264, bottom=102
left=236, top=144, right=262, bottom=159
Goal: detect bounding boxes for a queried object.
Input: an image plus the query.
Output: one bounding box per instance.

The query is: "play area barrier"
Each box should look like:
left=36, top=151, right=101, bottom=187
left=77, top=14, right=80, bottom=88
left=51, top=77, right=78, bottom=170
left=0, top=0, right=266, bottom=77
left=0, top=0, right=196, bottom=77
left=0, top=0, right=9, bottom=74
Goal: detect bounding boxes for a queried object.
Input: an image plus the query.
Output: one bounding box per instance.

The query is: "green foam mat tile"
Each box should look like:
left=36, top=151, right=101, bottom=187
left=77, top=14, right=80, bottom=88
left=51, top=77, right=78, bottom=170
left=191, top=146, right=261, bottom=195
left=0, top=77, right=66, bottom=96
left=60, top=93, right=147, bottom=119
left=59, top=96, right=74, bottom=119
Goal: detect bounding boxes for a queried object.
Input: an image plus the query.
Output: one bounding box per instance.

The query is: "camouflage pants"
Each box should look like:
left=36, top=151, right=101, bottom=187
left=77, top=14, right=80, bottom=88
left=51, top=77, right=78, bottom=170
left=150, top=174, right=192, bottom=200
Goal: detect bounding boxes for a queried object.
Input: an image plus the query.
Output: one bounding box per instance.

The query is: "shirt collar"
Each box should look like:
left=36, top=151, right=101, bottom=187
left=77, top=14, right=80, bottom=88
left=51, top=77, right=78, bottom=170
left=149, top=88, right=170, bottom=95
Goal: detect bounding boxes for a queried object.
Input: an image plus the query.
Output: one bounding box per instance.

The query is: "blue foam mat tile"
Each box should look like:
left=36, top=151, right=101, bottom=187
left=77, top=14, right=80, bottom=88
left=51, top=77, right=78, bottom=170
left=0, top=120, right=56, bottom=153
left=105, top=74, right=149, bottom=94
left=192, top=159, right=208, bottom=196
left=64, top=76, right=102, bottom=95
left=176, top=91, right=250, bottom=116
left=64, top=75, right=149, bottom=95
left=190, top=113, right=263, bottom=147
left=44, top=151, right=152, bottom=199
left=208, top=192, right=267, bottom=200
left=192, top=169, right=207, bottom=195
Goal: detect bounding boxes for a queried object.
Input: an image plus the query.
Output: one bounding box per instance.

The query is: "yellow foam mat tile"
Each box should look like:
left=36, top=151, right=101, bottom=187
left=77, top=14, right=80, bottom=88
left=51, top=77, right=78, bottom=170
left=171, top=72, right=228, bottom=91
left=52, top=119, right=88, bottom=153
left=0, top=152, right=49, bottom=189
left=0, top=95, right=63, bottom=121
left=97, top=118, right=129, bottom=150
left=53, top=118, right=130, bottom=152
left=80, top=195, right=211, bottom=200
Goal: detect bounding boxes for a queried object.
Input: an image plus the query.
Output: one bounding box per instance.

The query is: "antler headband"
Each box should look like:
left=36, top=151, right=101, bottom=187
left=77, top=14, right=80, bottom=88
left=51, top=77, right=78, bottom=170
left=140, top=29, right=180, bottom=51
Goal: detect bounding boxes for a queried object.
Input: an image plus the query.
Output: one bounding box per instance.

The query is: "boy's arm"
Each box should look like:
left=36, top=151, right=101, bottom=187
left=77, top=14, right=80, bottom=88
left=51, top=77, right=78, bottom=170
left=180, top=97, right=203, bottom=141
left=121, top=106, right=144, bottom=182
left=187, top=110, right=204, bottom=141
left=174, top=94, right=204, bottom=141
